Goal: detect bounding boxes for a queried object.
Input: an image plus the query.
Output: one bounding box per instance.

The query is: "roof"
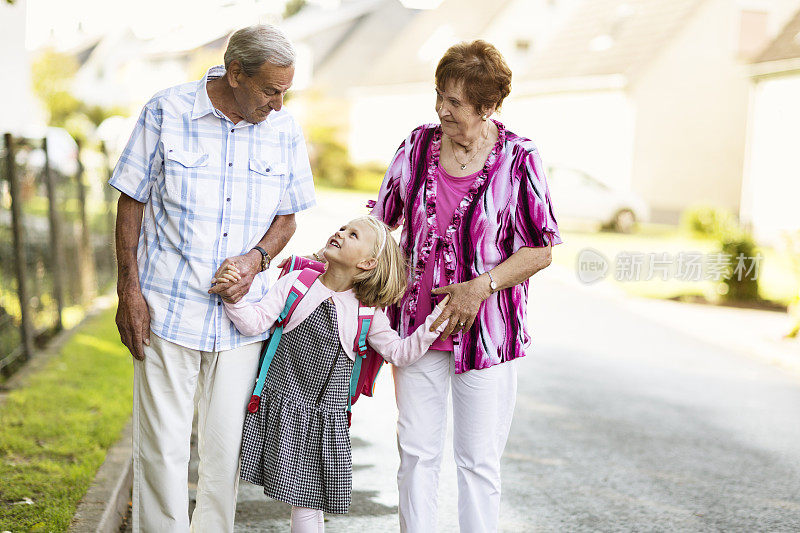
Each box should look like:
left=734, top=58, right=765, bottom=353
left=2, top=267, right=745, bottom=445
left=521, top=0, right=706, bottom=82
left=310, top=0, right=420, bottom=93
left=361, top=0, right=514, bottom=86
left=753, top=8, right=800, bottom=63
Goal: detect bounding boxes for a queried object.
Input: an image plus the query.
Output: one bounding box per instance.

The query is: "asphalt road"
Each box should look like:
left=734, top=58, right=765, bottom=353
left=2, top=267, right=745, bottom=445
left=129, top=191, right=800, bottom=531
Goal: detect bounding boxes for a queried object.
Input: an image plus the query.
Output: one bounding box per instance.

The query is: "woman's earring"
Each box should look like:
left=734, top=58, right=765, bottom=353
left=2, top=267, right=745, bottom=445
left=481, top=114, right=488, bottom=121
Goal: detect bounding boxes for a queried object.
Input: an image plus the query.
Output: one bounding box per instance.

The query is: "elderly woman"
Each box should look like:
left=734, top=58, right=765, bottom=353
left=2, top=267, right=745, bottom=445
left=368, top=40, right=562, bottom=532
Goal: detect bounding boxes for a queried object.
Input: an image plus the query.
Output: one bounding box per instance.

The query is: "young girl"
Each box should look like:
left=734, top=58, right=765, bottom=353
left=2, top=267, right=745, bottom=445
left=212, top=215, right=450, bottom=533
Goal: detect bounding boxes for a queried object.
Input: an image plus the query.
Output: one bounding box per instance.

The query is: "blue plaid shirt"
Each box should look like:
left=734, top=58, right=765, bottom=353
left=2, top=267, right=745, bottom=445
left=109, top=65, right=316, bottom=351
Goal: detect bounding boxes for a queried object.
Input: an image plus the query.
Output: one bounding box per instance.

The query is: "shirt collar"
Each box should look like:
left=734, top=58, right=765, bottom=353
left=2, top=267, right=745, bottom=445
left=191, top=65, right=273, bottom=127
left=191, top=65, right=224, bottom=120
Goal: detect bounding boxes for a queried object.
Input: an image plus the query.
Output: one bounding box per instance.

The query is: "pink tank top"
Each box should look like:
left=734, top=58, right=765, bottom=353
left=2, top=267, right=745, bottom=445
left=413, top=166, right=480, bottom=350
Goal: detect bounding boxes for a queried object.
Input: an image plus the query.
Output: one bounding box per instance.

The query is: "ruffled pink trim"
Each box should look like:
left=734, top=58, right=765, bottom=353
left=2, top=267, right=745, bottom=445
left=404, top=120, right=507, bottom=337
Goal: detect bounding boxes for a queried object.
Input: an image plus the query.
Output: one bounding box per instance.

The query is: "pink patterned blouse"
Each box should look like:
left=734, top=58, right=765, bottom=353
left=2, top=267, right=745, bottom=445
left=369, top=120, right=562, bottom=374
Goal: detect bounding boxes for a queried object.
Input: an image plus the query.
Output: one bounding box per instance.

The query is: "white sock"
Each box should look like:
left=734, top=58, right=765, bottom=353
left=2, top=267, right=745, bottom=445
left=290, top=506, right=324, bottom=533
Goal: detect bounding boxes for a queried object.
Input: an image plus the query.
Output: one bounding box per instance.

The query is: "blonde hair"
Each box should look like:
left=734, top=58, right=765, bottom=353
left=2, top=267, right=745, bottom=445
left=351, top=216, right=407, bottom=308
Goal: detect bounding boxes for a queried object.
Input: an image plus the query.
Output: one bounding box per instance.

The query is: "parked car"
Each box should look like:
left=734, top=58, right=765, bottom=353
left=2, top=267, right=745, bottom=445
left=545, top=165, right=649, bottom=233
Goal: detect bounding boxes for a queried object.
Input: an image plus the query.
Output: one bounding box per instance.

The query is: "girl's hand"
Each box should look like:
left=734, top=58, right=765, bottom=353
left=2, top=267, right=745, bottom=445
left=434, top=294, right=451, bottom=310
left=213, top=264, right=241, bottom=285
left=429, top=277, right=492, bottom=340
left=208, top=251, right=260, bottom=303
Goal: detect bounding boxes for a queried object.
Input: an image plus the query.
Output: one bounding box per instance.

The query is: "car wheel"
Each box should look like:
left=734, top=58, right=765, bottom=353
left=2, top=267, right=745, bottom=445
left=612, top=209, right=636, bottom=233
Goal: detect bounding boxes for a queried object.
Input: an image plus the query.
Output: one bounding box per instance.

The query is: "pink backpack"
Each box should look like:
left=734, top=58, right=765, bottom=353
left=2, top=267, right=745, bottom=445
left=246, top=255, right=385, bottom=425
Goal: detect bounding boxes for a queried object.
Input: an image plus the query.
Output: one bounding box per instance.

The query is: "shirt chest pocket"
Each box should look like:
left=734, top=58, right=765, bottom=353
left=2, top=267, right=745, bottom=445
left=247, top=159, right=289, bottom=214
left=163, top=148, right=210, bottom=204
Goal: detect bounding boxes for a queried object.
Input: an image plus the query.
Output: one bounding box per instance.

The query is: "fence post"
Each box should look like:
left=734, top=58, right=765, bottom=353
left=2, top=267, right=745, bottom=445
left=100, top=141, right=116, bottom=239
left=5, top=133, right=34, bottom=361
left=74, top=139, right=97, bottom=303
left=42, top=136, right=65, bottom=331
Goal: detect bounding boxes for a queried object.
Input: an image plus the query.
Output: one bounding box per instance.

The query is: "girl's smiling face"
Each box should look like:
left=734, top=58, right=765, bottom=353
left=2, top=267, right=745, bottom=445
left=324, top=219, right=378, bottom=268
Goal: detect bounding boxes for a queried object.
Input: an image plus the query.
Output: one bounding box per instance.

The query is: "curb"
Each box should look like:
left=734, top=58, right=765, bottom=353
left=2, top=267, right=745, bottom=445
left=69, top=420, right=133, bottom=533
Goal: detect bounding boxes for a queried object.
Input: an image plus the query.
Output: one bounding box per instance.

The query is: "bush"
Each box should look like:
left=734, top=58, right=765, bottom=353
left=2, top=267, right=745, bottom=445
left=308, top=126, right=386, bottom=192
left=783, top=231, right=800, bottom=338
left=718, top=226, right=760, bottom=302
left=681, top=206, right=737, bottom=239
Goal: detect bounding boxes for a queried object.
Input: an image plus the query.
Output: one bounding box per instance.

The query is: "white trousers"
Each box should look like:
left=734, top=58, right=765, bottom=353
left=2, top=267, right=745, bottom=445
left=393, top=349, right=518, bottom=533
left=132, top=332, right=261, bottom=533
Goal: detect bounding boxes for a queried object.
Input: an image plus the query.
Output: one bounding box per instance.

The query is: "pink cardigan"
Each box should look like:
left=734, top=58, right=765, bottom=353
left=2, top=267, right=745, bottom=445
left=223, top=270, right=448, bottom=367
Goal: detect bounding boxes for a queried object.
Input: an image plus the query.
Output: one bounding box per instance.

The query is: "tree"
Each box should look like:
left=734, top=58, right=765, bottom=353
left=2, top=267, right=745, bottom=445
left=31, top=48, right=82, bottom=127
left=283, top=0, right=307, bottom=18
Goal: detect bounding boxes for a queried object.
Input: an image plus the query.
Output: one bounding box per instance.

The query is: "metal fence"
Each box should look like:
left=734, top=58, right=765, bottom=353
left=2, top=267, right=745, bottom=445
left=0, top=132, right=118, bottom=376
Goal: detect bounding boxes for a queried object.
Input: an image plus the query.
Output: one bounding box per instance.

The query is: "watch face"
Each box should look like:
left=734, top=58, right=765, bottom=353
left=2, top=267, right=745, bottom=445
left=490, top=281, right=497, bottom=290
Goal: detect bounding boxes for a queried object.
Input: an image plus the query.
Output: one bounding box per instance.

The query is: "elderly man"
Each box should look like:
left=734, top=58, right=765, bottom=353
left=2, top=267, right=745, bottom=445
left=110, top=25, right=315, bottom=532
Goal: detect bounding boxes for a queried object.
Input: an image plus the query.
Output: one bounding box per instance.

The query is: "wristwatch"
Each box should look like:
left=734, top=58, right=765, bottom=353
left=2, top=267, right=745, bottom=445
left=253, top=246, right=271, bottom=272
left=487, top=270, right=498, bottom=293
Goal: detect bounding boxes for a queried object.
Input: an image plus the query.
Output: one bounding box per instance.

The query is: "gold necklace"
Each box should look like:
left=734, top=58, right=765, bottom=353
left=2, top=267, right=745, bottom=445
left=449, top=126, right=489, bottom=170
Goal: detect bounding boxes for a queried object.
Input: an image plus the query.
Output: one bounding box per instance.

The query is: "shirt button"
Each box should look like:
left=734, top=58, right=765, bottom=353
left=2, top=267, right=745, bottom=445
left=226, top=197, right=231, bottom=202
left=217, top=302, right=221, bottom=306
left=230, top=128, right=234, bottom=133
left=228, top=162, right=233, bottom=167
left=223, top=232, right=228, bottom=237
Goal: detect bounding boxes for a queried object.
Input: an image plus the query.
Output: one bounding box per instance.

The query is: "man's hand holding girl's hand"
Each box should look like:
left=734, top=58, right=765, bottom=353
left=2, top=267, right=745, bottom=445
left=208, top=250, right=261, bottom=303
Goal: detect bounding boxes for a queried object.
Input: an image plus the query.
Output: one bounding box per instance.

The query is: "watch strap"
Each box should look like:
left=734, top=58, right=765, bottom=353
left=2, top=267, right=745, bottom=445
left=487, top=270, right=497, bottom=292
left=253, top=246, right=270, bottom=272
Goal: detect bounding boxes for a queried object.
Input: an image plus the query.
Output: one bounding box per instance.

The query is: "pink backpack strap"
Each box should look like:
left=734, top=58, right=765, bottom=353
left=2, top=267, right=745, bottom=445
left=248, top=267, right=322, bottom=414
left=278, top=268, right=322, bottom=327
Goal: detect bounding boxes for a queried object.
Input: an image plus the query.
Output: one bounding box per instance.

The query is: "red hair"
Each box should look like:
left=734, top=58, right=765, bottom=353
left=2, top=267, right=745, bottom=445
left=435, top=40, right=512, bottom=113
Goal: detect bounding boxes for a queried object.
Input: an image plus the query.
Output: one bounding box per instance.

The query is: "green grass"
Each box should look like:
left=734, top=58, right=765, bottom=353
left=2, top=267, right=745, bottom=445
left=555, top=224, right=800, bottom=306
left=0, top=307, right=132, bottom=532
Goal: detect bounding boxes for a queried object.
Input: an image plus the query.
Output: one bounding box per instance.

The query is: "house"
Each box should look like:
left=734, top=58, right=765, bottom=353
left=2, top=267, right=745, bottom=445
left=68, top=1, right=290, bottom=113
left=0, top=0, right=42, bottom=134
left=345, top=0, right=580, bottom=164
left=741, top=8, right=800, bottom=245
left=281, top=0, right=422, bottom=130
left=347, top=0, right=799, bottom=224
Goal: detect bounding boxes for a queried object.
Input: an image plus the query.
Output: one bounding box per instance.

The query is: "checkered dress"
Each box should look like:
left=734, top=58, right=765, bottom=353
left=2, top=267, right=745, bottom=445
left=239, top=299, right=354, bottom=514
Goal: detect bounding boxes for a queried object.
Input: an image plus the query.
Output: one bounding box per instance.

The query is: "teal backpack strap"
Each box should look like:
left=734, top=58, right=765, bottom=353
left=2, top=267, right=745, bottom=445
left=347, top=304, right=375, bottom=416
left=247, top=269, right=321, bottom=413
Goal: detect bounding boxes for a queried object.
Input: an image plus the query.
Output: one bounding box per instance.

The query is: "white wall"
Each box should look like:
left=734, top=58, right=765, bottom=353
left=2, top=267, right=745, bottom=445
left=1, top=0, right=42, bottom=133
left=72, top=34, right=192, bottom=111
left=347, top=84, right=436, bottom=164
left=742, top=73, right=800, bottom=244
left=502, top=88, right=635, bottom=191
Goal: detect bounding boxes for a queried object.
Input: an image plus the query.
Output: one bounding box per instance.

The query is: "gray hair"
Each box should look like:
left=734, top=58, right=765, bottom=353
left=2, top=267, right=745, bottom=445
left=224, top=24, right=296, bottom=76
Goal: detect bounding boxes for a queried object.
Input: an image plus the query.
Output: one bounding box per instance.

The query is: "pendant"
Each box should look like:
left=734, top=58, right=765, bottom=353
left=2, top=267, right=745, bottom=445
left=460, top=164, right=467, bottom=170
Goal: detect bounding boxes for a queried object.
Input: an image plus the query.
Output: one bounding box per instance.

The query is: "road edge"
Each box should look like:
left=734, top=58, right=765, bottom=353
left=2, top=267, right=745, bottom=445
left=69, top=420, right=133, bottom=533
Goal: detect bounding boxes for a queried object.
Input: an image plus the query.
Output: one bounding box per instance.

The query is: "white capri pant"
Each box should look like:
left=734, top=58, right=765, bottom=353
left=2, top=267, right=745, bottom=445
left=393, top=349, right=518, bottom=533
left=132, top=332, right=261, bottom=533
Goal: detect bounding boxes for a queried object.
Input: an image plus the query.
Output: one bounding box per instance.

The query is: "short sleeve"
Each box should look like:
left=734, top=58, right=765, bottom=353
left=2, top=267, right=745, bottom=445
left=276, top=125, right=316, bottom=216
left=514, top=147, right=563, bottom=250
left=369, top=138, right=408, bottom=229
left=108, top=102, right=163, bottom=203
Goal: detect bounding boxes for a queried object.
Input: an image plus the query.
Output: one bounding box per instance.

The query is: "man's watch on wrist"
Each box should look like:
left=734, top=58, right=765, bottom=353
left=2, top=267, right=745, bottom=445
left=253, top=246, right=271, bottom=272
left=487, top=270, right=498, bottom=293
